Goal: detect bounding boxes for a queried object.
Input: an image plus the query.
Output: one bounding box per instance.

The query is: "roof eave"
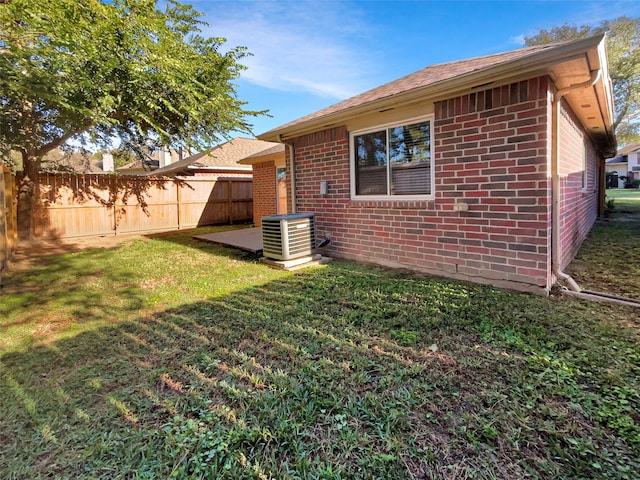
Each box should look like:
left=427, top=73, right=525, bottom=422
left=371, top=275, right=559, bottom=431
left=188, top=165, right=252, bottom=171
left=238, top=151, right=286, bottom=165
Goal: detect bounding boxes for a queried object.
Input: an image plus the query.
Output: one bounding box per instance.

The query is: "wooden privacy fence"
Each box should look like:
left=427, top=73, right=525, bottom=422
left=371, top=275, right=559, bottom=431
left=36, top=174, right=253, bottom=239
left=1, top=165, right=17, bottom=276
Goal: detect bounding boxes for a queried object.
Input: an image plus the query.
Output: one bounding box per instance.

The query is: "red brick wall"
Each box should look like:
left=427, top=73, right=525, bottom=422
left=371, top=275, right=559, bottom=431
left=558, top=101, right=599, bottom=269
left=252, top=160, right=276, bottom=227
left=291, top=77, right=554, bottom=292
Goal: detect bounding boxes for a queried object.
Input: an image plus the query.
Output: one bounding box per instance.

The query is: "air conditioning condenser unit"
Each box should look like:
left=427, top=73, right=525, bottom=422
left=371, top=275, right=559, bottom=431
left=261, top=213, right=315, bottom=261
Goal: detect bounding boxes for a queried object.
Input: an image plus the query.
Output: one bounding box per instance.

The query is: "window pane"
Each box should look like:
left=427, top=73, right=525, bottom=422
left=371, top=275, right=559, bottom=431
left=355, top=130, right=387, bottom=195
left=389, top=121, right=431, bottom=195
left=276, top=167, right=287, bottom=214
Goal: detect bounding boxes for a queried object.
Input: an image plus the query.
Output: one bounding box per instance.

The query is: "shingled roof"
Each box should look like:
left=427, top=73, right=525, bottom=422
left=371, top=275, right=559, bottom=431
left=259, top=35, right=614, bottom=152
left=267, top=43, right=560, bottom=135
left=617, top=144, right=640, bottom=156
left=150, top=138, right=280, bottom=176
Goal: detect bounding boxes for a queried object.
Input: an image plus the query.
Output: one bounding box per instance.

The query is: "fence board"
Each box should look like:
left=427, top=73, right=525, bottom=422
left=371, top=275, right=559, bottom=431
left=1, top=166, right=7, bottom=276
left=33, top=174, right=252, bottom=238
left=1, top=166, right=17, bottom=276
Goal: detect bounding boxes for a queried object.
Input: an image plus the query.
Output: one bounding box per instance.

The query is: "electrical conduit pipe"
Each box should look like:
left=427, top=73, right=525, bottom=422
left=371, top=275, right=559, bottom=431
left=277, top=134, right=296, bottom=214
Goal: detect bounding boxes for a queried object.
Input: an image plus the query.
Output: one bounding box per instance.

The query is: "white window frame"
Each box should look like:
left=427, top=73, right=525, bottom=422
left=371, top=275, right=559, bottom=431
left=350, top=114, right=435, bottom=201
left=276, top=166, right=287, bottom=214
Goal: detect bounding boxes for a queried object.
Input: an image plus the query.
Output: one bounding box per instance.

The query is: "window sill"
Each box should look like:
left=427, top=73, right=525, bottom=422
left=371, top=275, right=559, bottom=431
left=348, top=198, right=435, bottom=209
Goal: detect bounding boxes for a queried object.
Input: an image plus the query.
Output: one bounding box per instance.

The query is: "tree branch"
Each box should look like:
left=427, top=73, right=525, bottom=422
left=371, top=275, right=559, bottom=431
left=614, top=104, right=629, bottom=130
left=35, top=123, right=93, bottom=158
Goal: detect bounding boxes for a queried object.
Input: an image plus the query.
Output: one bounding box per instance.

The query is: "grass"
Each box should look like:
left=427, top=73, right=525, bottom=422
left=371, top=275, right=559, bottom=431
left=1, top=225, right=639, bottom=479
left=567, top=189, right=640, bottom=298
left=604, top=188, right=640, bottom=201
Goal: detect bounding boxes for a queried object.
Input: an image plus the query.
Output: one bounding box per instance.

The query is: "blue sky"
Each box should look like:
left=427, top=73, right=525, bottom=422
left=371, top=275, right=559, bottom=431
left=192, top=0, right=640, bottom=137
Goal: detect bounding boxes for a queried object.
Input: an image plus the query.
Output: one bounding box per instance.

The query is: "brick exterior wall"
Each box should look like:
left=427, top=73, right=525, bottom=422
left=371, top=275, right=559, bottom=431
left=252, top=160, right=277, bottom=226
left=558, top=101, right=599, bottom=270
left=288, top=75, right=596, bottom=292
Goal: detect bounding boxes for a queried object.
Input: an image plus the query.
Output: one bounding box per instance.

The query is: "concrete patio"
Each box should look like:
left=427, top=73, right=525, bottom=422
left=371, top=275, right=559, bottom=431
left=193, top=227, right=263, bottom=253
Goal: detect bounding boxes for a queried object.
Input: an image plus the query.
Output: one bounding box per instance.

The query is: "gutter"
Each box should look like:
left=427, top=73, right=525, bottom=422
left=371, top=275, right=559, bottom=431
left=277, top=134, right=297, bottom=214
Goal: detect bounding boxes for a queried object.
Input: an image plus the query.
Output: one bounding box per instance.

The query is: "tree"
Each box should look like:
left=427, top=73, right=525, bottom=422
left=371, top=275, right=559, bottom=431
left=0, top=0, right=262, bottom=240
left=524, top=17, right=640, bottom=147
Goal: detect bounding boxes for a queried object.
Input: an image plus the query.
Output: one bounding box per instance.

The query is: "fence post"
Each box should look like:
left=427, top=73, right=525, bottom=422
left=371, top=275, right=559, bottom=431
left=176, top=179, right=181, bottom=230
left=111, top=175, right=118, bottom=235
left=6, top=167, right=17, bottom=249
left=1, top=166, right=7, bottom=277
left=227, top=180, right=233, bottom=225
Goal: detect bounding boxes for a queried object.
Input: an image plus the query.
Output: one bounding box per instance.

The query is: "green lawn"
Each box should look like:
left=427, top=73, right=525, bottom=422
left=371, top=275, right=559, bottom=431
left=567, top=189, right=640, bottom=298
left=1, top=226, right=639, bottom=479
left=605, top=188, right=640, bottom=216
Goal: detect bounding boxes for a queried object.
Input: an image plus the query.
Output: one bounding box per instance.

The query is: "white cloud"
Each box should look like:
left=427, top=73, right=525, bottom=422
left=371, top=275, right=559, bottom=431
left=198, top=0, right=373, bottom=99
left=510, top=34, right=526, bottom=47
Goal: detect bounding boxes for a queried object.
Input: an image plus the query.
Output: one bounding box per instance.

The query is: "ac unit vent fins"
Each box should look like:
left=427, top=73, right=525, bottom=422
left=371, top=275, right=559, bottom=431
left=262, top=213, right=315, bottom=261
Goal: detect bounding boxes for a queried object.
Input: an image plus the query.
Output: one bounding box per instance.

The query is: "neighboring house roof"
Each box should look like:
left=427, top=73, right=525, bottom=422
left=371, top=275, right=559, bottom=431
left=605, top=144, right=640, bottom=164
left=617, top=144, right=640, bottom=155
left=259, top=35, right=615, bottom=156
left=116, top=159, right=159, bottom=172
left=606, top=156, right=627, bottom=165
left=40, top=148, right=106, bottom=174
left=116, top=148, right=183, bottom=175
left=150, top=138, right=279, bottom=176
left=44, top=158, right=106, bottom=174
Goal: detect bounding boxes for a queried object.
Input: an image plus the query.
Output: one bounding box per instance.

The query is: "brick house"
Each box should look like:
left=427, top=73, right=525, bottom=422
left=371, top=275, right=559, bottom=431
left=150, top=137, right=276, bottom=179
left=258, top=35, right=616, bottom=293
left=148, top=138, right=288, bottom=227
left=237, top=143, right=287, bottom=227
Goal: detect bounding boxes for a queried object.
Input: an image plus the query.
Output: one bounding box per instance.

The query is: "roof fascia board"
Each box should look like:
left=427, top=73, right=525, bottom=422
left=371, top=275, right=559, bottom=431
left=188, top=165, right=252, bottom=171
left=238, top=151, right=286, bottom=165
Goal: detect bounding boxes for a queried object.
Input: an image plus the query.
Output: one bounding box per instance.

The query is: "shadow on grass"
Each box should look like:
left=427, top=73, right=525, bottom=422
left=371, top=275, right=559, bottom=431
left=143, top=223, right=262, bottom=262
left=0, top=245, right=144, bottom=343
left=1, top=262, right=639, bottom=479
left=0, top=225, right=262, bottom=348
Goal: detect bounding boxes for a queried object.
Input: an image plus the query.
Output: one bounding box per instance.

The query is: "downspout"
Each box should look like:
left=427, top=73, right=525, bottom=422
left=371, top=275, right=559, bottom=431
left=277, top=134, right=297, bottom=214
left=551, top=69, right=601, bottom=292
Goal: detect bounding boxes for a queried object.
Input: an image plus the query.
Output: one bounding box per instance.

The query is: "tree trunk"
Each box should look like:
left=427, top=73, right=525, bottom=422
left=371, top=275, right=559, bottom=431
left=17, top=152, right=42, bottom=242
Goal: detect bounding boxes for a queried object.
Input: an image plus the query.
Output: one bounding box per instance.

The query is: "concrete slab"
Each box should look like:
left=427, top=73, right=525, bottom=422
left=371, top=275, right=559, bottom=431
left=261, top=254, right=332, bottom=271
left=194, top=227, right=263, bottom=253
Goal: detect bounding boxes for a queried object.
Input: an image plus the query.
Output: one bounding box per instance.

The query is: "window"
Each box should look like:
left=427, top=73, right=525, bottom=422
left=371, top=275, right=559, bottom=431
left=276, top=167, right=287, bottom=214
left=582, top=141, right=588, bottom=191
left=351, top=117, right=434, bottom=199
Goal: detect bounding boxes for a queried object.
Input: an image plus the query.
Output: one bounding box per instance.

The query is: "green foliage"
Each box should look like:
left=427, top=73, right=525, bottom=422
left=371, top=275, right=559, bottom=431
left=605, top=196, right=616, bottom=213
left=525, top=17, right=640, bottom=146
left=0, top=0, right=261, bottom=158
left=623, top=177, right=640, bottom=189
left=1, top=0, right=263, bottom=238
left=390, top=328, right=419, bottom=346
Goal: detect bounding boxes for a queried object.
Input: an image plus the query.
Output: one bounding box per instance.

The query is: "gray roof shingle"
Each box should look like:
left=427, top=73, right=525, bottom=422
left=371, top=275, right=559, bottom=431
left=260, top=42, right=566, bottom=136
